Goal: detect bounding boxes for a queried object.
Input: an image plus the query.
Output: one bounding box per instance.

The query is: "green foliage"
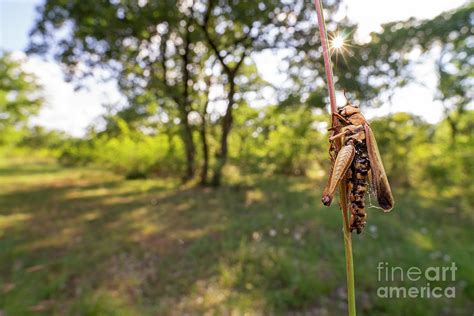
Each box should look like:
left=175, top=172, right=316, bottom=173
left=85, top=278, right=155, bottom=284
left=358, top=2, right=473, bottom=103
left=0, top=53, right=42, bottom=125
left=28, top=0, right=472, bottom=185
left=369, top=113, right=431, bottom=187
left=29, top=0, right=348, bottom=183
left=58, top=138, right=96, bottom=166
left=47, top=106, right=473, bottom=208
left=230, top=104, right=327, bottom=175
left=289, top=3, right=473, bottom=107
left=95, top=133, right=181, bottom=179
left=19, top=126, right=66, bottom=150
left=58, top=119, right=186, bottom=178
left=0, top=53, right=43, bottom=145
left=366, top=111, right=473, bottom=209
left=424, top=111, right=474, bottom=208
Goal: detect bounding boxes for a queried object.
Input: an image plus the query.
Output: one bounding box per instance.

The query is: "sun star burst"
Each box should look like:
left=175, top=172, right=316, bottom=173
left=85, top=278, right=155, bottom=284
left=328, top=31, right=356, bottom=67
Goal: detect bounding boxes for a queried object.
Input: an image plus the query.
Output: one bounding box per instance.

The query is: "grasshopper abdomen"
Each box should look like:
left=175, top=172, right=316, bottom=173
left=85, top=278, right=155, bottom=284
left=347, top=138, right=370, bottom=234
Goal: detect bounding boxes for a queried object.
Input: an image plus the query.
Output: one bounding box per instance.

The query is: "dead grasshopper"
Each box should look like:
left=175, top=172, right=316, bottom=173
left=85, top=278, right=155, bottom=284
left=322, top=95, right=394, bottom=234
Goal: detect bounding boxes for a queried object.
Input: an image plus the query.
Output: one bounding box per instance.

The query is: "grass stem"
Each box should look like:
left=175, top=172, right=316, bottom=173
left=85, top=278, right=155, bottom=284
left=313, top=1, right=357, bottom=315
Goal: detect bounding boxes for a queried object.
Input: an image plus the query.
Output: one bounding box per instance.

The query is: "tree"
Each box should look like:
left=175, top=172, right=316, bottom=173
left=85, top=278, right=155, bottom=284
left=289, top=2, right=473, bottom=110
left=29, top=0, right=344, bottom=185
left=0, top=53, right=43, bottom=144
left=436, top=40, right=473, bottom=146
left=195, top=0, right=343, bottom=185
left=361, top=2, right=472, bottom=106
left=29, top=0, right=204, bottom=180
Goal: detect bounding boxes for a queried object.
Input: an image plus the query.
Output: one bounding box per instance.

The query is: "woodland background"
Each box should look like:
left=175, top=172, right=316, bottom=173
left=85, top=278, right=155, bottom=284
left=0, top=0, right=473, bottom=315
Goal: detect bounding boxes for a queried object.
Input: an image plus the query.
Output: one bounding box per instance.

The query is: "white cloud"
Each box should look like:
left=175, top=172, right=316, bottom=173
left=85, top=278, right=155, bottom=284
left=344, top=0, right=468, bottom=42
left=20, top=55, right=122, bottom=136
left=365, top=56, right=445, bottom=123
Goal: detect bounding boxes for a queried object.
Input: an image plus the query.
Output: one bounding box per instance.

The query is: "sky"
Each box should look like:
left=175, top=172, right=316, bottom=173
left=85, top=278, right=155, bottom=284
left=0, top=0, right=469, bottom=136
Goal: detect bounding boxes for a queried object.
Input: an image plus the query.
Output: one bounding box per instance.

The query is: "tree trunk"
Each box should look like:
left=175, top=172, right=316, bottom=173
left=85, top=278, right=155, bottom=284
left=180, top=16, right=196, bottom=181
left=199, top=90, right=210, bottom=185
left=199, top=116, right=209, bottom=185
left=181, top=110, right=195, bottom=181
left=211, top=79, right=236, bottom=186
left=446, top=115, right=458, bottom=147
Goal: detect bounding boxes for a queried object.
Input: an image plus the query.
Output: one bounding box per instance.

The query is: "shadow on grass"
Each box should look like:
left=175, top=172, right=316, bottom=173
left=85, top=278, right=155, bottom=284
left=0, top=163, right=64, bottom=176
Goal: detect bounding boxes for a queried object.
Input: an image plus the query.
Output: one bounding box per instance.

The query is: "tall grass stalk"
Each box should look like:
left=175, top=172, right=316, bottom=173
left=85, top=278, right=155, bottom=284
left=313, top=1, right=356, bottom=315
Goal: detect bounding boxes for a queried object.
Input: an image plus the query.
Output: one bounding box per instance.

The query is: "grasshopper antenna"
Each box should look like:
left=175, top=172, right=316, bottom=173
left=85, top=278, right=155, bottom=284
left=343, top=89, right=351, bottom=104
left=343, top=89, right=358, bottom=107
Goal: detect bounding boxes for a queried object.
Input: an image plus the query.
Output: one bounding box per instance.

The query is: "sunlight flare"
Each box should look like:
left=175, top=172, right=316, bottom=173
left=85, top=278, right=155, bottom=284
left=332, top=34, right=345, bottom=49
left=329, top=32, right=350, bottom=55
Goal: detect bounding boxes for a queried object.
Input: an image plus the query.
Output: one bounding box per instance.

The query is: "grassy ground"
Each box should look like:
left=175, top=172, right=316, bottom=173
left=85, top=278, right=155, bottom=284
left=0, top=159, right=473, bottom=315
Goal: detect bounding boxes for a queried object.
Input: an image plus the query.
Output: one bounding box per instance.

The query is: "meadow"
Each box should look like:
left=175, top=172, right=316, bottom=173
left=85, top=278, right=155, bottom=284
left=1, top=158, right=472, bottom=315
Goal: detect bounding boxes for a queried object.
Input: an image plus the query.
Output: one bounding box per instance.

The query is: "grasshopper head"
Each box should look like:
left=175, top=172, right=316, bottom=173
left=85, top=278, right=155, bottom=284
left=338, top=102, right=360, bottom=118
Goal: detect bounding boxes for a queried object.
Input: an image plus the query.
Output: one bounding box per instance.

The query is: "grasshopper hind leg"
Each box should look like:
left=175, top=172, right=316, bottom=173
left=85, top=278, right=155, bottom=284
left=322, top=142, right=355, bottom=206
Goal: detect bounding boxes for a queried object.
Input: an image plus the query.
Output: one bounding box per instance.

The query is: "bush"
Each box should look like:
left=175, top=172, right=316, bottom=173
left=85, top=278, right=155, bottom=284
left=95, top=133, right=184, bottom=178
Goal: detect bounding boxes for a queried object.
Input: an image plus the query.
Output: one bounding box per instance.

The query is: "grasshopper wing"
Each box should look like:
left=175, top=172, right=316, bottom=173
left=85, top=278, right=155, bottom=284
left=364, top=123, right=394, bottom=212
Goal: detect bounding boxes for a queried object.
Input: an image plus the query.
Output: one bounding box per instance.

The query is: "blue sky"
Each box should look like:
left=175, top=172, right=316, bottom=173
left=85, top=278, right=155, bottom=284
left=0, top=0, right=43, bottom=51
left=0, top=0, right=469, bottom=136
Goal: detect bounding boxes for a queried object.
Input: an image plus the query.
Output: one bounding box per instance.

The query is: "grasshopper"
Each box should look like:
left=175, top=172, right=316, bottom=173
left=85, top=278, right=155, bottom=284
left=322, top=96, right=394, bottom=234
